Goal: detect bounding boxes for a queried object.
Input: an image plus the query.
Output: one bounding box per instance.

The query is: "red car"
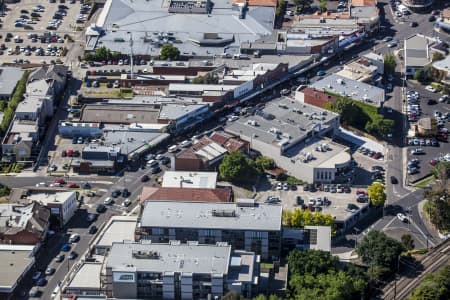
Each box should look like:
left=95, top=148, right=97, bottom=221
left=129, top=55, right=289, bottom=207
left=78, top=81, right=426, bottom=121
left=53, top=178, right=66, bottom=184
left=356, top=190, right=367, bottom=195
left=68, top=183, right=79, bottom=188
left=372, top=152, right=382, bottom=159
left=429, top=159, right=438, bottom=166
left=67, top=149, right=73, bottom=157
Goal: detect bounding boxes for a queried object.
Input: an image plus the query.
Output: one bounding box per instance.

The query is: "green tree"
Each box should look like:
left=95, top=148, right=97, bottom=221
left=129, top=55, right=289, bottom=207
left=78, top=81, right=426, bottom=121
left=283, top=209, right=335, bottom=232
left=160, top=44, right=180, bottom=60
left=289, top=270, right=366, bottom=300
left=222, top=291, right=245, bottom=300
left=317, top=0, right=327, bottom=12
left=255, top=156, right=275, bottom=171
left=219, top=151, right=259, bottom=183
left=252, top=295, right=283, bottom=300
left=192, top=73, right=219, bottom=84
left=327, top=97, right=366, bottom=126
left=95, top=46, right=111, bottom=61
left=0, top=100, right=6, bottom=111
left=384, top=54, right=397, bottom=75
left=275, top=0, right=284, bottom=17
left=424, top=188, right=450, bottom=232
left=367, top=182, right=386, bottom=206
left=409, top=265, right=450, bottom=300
left=432, top=52, right=444, bottom=62
left=365, top=117, right=394, bottom=138
left=431, top=161, right=450, bottom=188
left=0, top=185, right=10, bottom=197
left=0, top=71, right=29, bottom=133
left=401, top=233, right=415, bottom=250
left=287, top=249, right=339, bottom=277
left=294, top=0, right=313, bottom=13
left=356, top=230, right=404, bottom=281
left=414, top=69, right=426, bottom=83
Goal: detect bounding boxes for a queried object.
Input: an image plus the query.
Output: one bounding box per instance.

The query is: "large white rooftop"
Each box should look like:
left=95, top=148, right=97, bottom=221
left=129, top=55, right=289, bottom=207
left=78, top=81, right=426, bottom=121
left=162, top=171, right=218, bottom=189
left=107, top=241, right=231, bottom=274
left=140, top=200, right=282, bottom=231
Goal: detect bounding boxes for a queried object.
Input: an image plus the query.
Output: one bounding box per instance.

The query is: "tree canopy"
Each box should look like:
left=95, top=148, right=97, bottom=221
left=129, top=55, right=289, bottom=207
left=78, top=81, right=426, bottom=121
left=255, top=156, right=275, bottom=171
left=356, top=230, right=404, bottom=281
left=160, top=44, right=180, bottom=60
left=283, top=209, right=335, bottom=234
left=409, top=265, right=450, bottom=300
left=325, top=95, right=394, bottom=139
left=287, top=250, right=367, bottom=300
left=424, top=188, right=449, bottom=232
left=384, top=54, right=397, bottom=74
left=367, top=182, right=386, bottom=206
left=219, top=151, right=260, bottom=183
left=0, top=71, right=29, bottom=133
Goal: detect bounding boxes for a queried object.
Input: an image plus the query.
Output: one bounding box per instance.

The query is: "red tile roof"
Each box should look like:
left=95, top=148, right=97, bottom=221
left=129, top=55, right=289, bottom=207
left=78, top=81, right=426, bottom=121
left=140, top=187, right=232, bottom=204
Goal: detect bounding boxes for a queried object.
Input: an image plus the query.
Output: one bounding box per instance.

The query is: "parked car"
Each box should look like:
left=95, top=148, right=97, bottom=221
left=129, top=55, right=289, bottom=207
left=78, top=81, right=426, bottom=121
left=87, top=213, right=97, bottom=222
left=60, top=243, right=71, bottom=252
left=122, top=198, right=131, bottom=207
left=55, top=254, right=65, bottom=262
left=103, top=197, right=113, bottom=205
left=68, top=233, right=80, bottom=243
left=45, top=267, right=56, bottom=276
left=390, top=176, right=398, bottom=184
left=89, top=225, right=98, bottom=234
left=68, top=251, right=78, bottom=260
left=36, top=278, right=47, bottom=286
left=141, top=175, right=150, bottom=182
left=397, top=213, right=408, bottom=222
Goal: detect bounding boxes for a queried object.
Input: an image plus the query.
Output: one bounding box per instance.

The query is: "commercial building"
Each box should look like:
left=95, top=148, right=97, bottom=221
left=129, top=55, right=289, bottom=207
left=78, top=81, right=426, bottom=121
left=65, top=262, right=103, bottom=296
left=137, top=199, right=282, bottom=260
left=295, top=87, right=338, bottom=109
left=72, top=144, right=121, bottom=174
left=105, top=241, right=260, bottom=299
left=93, top=216, right=137, bottom=255
left=0, top=67, right=24, bottom=101
left=362, top=52, right=384, bottom=75
left=432, top=53, right=450, bottom=87
left=310, top=74, right=385, bottom=107
left=58, top=122, right=103, bottom=138
left=336, top=58, right=379, bottom=83
left=86, top=0, right=275, bottom=57
left=282, top=226, right=332, bottom=253
left=0, top=202, right=50, bottom=245
left=435, top=9, right=450, bottom=36
left=80, top=104, right=161, bottom=124
left=404, top=34, right=431, bottom=77
left=161, top=171, right=218, bottom=189
left=27, top=191, right=78, bottom=226
left=157, top=103, right=210, bottom=133
left=140, top=186, right=232, bottom=204
left=1, top=119, right=39, bottom=162
left=0, top=245, right=35, bottom=296
left=174, top=132, right=247, bottom=171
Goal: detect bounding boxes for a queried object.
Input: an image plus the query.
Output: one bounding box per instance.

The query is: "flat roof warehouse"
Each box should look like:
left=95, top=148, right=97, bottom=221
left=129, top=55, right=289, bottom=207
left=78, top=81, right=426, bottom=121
left=88, top=0, right=276, bottom=57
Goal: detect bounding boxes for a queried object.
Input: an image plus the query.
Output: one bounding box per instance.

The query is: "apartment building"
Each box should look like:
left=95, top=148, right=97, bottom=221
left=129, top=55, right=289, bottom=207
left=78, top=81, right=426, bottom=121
left=105, top=241, right=260, bottom=299
left=137, top=199, right=282, bottom=260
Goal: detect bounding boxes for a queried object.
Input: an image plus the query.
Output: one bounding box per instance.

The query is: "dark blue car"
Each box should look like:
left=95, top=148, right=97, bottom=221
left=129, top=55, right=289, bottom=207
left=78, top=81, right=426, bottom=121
left=61, top=243, right=71, bottom=252
left=36, top=278, right=47, bottom=286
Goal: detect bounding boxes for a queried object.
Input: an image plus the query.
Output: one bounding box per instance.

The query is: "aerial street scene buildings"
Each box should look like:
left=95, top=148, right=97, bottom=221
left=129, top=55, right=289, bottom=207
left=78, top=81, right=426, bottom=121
left=0, top=0, right=449, bottom=299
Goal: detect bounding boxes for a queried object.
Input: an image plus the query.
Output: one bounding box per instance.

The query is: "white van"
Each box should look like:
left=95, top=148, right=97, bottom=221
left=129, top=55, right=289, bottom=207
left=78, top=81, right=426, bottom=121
left=168, top=145, right=178, bottom=153
left=51, top=285, right=60, bottom=299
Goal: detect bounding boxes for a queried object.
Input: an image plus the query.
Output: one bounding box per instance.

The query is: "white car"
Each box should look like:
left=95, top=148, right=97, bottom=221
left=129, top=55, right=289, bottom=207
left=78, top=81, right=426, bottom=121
left=276, top=182, right=283, bottom=190
left=397, top=213, right=408, bottom=222
left=69, top=233, right=80, bottom=243
left=122, top=198, right=131, bottom=207
left=36, top=182, right=46, bottom=187
left=395, top=11, right=402, bottom=17
left=168, top=145, right=178, bottom=153
left=104, top=197, right=113, bottom=205
left=228, top=115, right=239, bottom=122
left=180, top=140, right=192, bottom=148
left=425, top=85, right=436, bottom=92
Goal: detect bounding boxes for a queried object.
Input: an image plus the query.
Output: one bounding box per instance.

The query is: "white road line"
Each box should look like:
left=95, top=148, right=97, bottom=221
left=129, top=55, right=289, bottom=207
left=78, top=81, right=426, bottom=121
left=382, top=216, right=397, bottom=231
left=411, top=220, right=436, bottom=247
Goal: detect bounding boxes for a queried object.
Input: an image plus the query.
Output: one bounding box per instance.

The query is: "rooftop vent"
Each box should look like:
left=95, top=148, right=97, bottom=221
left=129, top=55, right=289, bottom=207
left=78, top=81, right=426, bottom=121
left=132, top=250, right=160, bottom=259
left=211, top=209, right=236, bottom=217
